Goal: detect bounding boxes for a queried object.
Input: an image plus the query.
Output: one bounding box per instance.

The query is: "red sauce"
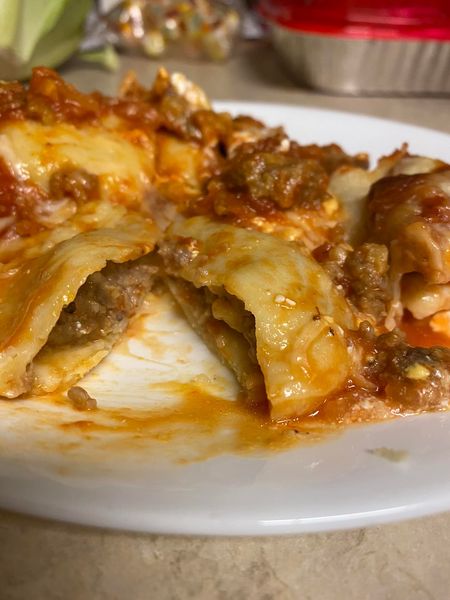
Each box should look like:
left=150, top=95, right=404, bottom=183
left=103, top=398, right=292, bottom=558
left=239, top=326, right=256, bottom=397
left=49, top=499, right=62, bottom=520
left=0, top=157, right=46, bottom=237
left=0, top=158, right=19, bottom=217
left=53, top=382, right=307, bottom=461
left=400, top=313, right=450, bottom=348
left=0, top=67, right=160, bottom=135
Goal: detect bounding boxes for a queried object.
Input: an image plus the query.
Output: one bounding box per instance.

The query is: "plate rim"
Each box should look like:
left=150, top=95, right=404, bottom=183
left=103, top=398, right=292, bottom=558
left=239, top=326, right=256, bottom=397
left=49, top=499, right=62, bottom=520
left=214, top=100, right=450, bottom=142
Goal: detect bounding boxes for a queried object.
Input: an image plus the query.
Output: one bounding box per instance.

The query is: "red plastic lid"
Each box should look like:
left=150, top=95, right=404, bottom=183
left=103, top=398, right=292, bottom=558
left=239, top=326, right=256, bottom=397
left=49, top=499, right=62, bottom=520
left=259, top=0, right=450, bottom=41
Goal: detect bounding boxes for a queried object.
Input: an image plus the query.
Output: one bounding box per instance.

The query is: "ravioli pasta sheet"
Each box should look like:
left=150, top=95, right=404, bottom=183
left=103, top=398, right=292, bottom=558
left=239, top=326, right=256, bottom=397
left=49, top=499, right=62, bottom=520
left=161, top=217, right=357, bottom=420
left=0, top=220, right=157, bottom=397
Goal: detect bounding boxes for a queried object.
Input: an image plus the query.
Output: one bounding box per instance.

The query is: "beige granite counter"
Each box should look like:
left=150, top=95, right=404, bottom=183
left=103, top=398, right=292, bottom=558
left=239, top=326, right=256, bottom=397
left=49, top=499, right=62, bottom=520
left=2, top=42, right=450, bottom=600
left=1, top=508, right=450, bottom=599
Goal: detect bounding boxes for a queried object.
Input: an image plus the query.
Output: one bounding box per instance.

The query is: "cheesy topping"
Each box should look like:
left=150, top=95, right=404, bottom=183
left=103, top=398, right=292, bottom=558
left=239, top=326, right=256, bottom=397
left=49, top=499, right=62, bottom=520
left=0, top=120, right=154, bottom=206
left=0, top=66, right=449, bottom=429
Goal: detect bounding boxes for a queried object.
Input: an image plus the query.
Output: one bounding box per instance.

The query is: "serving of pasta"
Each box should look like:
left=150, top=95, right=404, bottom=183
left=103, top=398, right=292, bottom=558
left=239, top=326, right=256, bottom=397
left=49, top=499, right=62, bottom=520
left=0, top=66, right=449, bottom=434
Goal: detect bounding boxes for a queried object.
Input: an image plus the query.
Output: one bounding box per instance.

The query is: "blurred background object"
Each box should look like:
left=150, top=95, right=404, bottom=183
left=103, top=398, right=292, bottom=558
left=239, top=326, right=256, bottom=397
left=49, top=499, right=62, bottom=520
left=259, top=0, right=450, bottom=95
left=2, top=0, right=447, bottom=95
left=0, top=0, right=93, bottom=80
left=102, top=0, right=241, bottom=61
left=0, top=0, right=263, bottom=80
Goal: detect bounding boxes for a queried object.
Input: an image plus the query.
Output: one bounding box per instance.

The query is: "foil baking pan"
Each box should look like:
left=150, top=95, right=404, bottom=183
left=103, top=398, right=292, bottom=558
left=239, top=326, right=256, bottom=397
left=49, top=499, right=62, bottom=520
left=260, top=0, right=450, bottom=95
left=270, top=23, right=450, bottom=95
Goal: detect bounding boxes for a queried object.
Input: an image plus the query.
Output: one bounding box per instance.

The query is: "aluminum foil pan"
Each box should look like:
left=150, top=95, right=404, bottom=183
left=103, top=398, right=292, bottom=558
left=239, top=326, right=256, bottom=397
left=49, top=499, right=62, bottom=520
left=270, top=23, right=450, bottom=95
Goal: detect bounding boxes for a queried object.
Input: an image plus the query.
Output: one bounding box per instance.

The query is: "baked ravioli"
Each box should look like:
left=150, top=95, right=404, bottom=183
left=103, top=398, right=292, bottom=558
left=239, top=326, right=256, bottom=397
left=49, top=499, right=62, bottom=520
left=0, top=67, right=368, bottom=402
left=0, top=69, right=166, bottom=397
left=160, top=217, right=357, bottom=419
left=1, top=66, right=450, bottom=429
left=161, top=216, right=450, bottom=421
left=0, top=218, right=157, bottom=397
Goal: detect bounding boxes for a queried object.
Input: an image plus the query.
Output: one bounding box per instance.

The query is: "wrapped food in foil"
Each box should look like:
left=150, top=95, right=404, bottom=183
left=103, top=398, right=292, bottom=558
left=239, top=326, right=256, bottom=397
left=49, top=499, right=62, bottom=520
left=260, top=0, right=450, bottom=95
left=103, top=0, right=241, bottom=61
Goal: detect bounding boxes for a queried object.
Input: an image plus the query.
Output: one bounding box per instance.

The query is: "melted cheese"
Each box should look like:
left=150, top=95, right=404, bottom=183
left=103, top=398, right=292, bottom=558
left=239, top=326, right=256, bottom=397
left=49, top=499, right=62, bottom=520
left=163, top=217, right=357, bottom=419
left=156, top=133, right=206, bottom=195
left=0, top=219, right=157, bottom=397
left=402, top=274, right=450, bottom=320
left=0, top=120, right=154, bottom=206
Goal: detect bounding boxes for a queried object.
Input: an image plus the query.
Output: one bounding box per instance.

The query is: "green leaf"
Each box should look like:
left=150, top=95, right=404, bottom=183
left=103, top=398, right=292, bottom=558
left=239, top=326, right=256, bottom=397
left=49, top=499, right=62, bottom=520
left=0, top=0, right=92, bottom=80
left=0, top=0, right=20, bottom=49
left=14, top=0, right=71, bottom=62
left=78, top=44, right=119, bottom=72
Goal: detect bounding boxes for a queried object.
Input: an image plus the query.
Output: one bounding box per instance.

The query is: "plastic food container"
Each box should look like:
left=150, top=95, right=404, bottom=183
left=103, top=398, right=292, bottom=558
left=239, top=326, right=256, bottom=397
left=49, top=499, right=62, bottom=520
left=259, top=0, right=450, bottom=94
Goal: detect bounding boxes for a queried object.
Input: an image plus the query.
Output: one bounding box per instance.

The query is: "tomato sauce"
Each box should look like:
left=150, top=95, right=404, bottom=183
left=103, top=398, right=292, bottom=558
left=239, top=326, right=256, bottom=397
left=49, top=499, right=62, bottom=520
left=400, top=313, right=450, bottom=348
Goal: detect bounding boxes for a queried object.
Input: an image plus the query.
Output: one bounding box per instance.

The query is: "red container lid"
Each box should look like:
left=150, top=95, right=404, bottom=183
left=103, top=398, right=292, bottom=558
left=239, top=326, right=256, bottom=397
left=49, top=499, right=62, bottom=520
left=259, top=0, right=450, bottom=41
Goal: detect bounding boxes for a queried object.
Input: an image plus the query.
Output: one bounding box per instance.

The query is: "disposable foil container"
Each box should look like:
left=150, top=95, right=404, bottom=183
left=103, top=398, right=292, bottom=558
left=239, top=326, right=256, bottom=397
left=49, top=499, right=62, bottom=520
left=270, top=23, right=450, bottom=95
left=260, top=0, right=450, bottom=95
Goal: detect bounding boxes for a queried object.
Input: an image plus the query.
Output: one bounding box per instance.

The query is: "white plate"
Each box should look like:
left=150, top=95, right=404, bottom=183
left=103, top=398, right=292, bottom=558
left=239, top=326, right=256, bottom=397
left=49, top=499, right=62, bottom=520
left=1, top=103, right=450, bottom=536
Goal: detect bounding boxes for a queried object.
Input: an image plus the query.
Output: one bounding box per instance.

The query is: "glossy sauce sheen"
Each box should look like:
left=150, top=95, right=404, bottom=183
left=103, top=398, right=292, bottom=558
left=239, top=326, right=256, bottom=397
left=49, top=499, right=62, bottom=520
left=18, top=296, right=448, bottom=464
left=53, top=379, right=398, bottom=456
left=46, top=383, right=318, bottom=462
left=401, top=314, right=450, bottom=348
left=44, top=379, right=419, bottom=463
left=1, top=292, right=318, bottom=463
left=26, top=292, right=342, bottom=463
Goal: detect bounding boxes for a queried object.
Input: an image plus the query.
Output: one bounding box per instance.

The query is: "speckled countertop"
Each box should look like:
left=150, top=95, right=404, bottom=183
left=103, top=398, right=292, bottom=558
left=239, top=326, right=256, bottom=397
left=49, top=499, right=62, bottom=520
left=2, top=42, right=450, bottom=600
